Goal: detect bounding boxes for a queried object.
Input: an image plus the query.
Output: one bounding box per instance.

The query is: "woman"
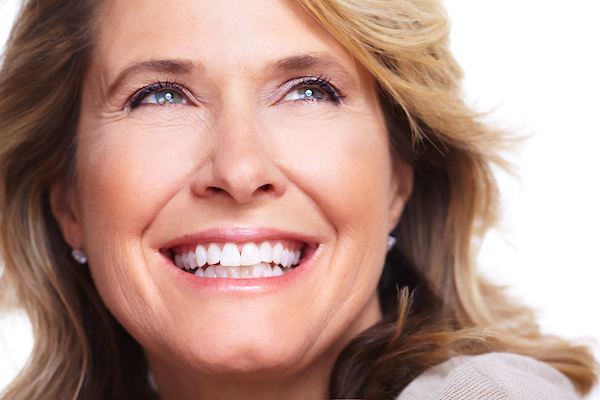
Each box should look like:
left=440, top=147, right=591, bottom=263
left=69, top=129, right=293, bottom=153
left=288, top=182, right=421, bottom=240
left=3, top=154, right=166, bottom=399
left=0, top=0, right=597, bottom=399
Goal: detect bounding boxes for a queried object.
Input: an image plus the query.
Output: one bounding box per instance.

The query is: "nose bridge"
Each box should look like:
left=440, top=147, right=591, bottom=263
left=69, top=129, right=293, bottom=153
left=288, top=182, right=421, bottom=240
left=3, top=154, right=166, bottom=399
left=193, top=97, right=285, bottom=203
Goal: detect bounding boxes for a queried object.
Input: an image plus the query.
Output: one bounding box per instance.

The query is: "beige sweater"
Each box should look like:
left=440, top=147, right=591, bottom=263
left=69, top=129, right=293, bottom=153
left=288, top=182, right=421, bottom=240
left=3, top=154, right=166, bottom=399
left=397, top=353, right=580, bottom=400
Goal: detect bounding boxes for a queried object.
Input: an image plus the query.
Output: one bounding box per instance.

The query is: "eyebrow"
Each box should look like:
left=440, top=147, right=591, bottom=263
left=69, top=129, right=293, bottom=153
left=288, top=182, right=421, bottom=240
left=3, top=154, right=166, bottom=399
left=106, top=59, right=199, bottom=99
left=105, top=54, right=353, bottom=99
left=268, top=54, right=351, bottom=77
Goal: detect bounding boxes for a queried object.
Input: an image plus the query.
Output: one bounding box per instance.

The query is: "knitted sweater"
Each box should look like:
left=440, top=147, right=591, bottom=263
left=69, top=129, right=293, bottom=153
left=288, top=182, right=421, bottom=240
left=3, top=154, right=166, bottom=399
left=397, top=352, right=579, bottom=400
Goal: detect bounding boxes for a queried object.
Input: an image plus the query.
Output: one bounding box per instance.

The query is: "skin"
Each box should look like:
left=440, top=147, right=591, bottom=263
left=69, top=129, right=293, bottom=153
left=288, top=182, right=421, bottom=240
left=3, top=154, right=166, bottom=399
left=51, top=0, right=413, bottom=398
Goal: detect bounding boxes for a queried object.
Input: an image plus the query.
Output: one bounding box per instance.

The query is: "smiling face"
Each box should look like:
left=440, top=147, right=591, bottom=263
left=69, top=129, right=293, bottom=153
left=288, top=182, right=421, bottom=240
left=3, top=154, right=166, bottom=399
left=51, top=0, right=412, bottom=397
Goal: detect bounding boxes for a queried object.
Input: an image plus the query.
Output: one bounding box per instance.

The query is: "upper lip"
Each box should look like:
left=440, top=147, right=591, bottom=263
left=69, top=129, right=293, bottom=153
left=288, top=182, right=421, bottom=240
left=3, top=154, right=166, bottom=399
left=157, top=226, right=321, bottom=254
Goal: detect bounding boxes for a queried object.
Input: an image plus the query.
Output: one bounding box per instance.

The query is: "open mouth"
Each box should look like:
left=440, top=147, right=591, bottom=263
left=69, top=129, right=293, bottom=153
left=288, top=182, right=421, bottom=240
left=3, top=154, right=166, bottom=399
left=168, top=241, right=309, bottom=278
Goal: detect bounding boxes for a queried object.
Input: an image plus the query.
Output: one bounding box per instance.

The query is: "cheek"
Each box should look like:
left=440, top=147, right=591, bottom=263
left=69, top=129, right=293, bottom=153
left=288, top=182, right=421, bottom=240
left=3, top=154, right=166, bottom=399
left=74, top=115, right=204, bottom=316
left=76, top=115, right=203, bottom=237
left=275, top=109, right=394, bottom=233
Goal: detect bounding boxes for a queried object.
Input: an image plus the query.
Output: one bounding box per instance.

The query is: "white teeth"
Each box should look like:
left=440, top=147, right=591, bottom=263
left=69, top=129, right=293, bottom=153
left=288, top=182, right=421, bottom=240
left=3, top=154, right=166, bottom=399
left=174, top=253, right=183, bottom=269
left=228, top=267, right=241, bottom=279
left=240, top=267, right=252, bottom=279
left=207, top=244, right=221, bottom=265
left=241, top=242, right=261, bottom=266
left=183, top=253, right=192, bottom=270
left=188, top=250, right=197, bottom=269
left=272, top=243, right=283, bottom=264
left=221, top=243, right=241, bottom=267
left=262, top=265, right=273, bottom=277
left=195, top=245, right=207, bottom=267
left=186, top=261, right=293, bottom=279
left=251, top=263, right=266, bottom=278
left=205, top=265, right=217, bottom=278
left=215, top=265, right=229, bottom=277
left=173, top=241, right=302, bottom=278
left=259, top=242, right=273, bottom=263
left=281, top=248, right=290, bottom=268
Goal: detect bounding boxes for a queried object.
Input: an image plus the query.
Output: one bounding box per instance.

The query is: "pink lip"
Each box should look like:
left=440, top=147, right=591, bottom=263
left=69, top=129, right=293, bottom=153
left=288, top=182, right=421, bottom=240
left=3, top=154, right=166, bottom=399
left=158, top=226, right=320, bottom=252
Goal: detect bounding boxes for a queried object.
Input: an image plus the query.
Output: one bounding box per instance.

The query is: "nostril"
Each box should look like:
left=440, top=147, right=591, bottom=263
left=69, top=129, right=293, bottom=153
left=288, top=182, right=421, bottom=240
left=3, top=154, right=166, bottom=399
left=258, top=184, right=271, bottom=192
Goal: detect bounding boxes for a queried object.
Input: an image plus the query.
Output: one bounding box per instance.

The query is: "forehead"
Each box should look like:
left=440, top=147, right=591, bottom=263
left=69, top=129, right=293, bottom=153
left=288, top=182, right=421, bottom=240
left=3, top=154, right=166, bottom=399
left=93, top=0, right=357, bottom=81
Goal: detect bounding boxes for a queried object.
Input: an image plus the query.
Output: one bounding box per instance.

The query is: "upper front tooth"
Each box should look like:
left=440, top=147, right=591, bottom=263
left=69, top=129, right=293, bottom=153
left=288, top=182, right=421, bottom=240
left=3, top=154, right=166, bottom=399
left=259, top=242, right=273, bottom=263
left=177, top=241, right=301, bottom=271
left=207, top=244, right=221, bottom=265
left=272, top=243, right=283, bottom=264
left=241, top=242, right=261, bottom=266
left=221, top=243, right=241, bottom=267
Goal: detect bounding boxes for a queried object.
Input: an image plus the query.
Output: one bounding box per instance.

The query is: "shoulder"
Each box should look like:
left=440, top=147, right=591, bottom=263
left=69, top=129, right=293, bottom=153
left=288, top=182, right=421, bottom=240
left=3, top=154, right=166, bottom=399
left=397, top=352, right=581, bottom=400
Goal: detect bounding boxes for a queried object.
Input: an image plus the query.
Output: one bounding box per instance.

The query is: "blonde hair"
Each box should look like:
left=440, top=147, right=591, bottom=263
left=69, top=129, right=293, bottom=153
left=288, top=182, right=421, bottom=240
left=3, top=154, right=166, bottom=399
left=0, top=0, right=597, bottom=399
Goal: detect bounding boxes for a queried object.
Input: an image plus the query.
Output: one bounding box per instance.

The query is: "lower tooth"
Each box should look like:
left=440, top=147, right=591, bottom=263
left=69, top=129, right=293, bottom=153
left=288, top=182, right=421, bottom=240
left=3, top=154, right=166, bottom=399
left=187, top=262, right=293, bottom=278
left=205, top=265, right=217, bottom=278
left=215, top=265, right=229, bottom=277
left=262, top=265, right=273, bottom=277
left=228, top=267, right=241, bottom=279
left=251, top=263, right=265, bottom=278
left=240, top=267, right=251, bottom=278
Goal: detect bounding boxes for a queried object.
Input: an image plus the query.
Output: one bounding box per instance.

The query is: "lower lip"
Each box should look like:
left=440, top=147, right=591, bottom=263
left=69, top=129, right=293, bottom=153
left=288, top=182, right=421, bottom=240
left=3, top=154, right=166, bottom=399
left=162, top=251, right=317, bottom=295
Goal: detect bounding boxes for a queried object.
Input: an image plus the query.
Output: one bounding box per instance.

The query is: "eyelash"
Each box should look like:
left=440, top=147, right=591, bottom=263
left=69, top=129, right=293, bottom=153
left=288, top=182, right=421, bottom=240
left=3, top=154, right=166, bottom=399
left=126, top=76, right=345, bottom=110
left=287, top=76, right=345, bottom=104
left=128, top=81, right=186, bottom=109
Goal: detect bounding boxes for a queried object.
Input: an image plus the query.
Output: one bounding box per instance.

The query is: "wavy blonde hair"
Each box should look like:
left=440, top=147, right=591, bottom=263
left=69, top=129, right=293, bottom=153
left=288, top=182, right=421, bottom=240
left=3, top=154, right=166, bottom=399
left=0, top=0, right=597, bottom=399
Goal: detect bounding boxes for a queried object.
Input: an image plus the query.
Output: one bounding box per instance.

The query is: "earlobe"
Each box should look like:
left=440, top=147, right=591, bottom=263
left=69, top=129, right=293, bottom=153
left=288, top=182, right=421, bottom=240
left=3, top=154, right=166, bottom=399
left=49, top=182, right=84, bottom=249
left=388, top=160, right=414, bottom=232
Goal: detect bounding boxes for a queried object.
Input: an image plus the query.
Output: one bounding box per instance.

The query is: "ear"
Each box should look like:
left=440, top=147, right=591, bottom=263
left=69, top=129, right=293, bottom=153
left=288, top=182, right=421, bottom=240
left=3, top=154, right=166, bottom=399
left=49, top=181, right=84, bottom=249
left=387, top=159, right=414, bottom=232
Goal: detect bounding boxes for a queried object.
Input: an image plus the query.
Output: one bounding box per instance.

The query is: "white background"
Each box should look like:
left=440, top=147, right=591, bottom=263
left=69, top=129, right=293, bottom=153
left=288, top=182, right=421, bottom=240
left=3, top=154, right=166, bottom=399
left=1, top=0, right=599, bottom=397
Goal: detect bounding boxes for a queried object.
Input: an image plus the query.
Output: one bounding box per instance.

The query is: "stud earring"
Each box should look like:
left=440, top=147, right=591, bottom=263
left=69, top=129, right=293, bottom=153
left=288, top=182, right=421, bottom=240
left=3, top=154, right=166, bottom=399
left=71, top=248, right=88, bottom=264
left=387, top=236, right=397, bottom=251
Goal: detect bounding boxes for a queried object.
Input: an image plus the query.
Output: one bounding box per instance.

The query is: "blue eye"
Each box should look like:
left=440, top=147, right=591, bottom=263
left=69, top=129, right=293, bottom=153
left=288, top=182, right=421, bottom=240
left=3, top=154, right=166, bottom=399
left=284, top=87, right=326, bottom=101
left=129, top=82, right=188, bottom=109
left=142, top=89, right=185, bottom=104
left=283, top=76, right=344, bottom=104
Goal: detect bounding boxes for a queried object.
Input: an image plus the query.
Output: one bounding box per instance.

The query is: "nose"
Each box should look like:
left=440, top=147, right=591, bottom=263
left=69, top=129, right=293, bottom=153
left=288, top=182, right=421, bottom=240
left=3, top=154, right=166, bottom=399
left=191, top=105, right=286, bottom=204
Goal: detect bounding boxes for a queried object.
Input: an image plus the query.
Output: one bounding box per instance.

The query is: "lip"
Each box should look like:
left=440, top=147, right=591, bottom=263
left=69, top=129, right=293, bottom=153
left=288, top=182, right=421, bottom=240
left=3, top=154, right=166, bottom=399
left=157, top=226, right=323, bottom=294
left=158, top=226, right=320, bottom=251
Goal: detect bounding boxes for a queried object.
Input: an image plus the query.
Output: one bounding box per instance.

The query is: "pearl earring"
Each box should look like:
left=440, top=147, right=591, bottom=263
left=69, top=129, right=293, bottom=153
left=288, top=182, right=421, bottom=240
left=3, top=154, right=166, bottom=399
left=387, top=236, right=397, bottom=251
left=71, top=249, right=88, bottom=264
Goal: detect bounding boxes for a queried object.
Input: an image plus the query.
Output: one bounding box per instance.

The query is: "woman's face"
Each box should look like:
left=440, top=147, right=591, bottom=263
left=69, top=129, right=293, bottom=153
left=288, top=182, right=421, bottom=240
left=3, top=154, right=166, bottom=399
left=53, top=0, right=412, bottom=389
